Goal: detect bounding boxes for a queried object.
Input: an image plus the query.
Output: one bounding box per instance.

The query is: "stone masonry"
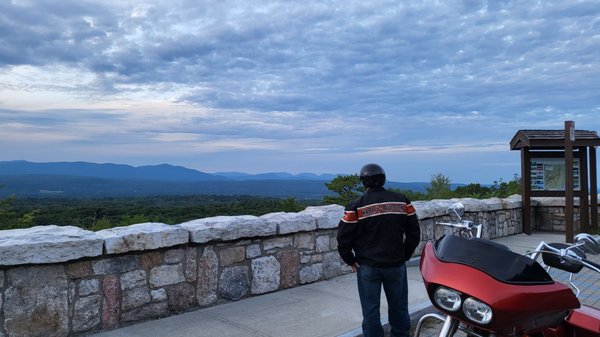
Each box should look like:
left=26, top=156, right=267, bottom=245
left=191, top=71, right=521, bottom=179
left=0, top=197, right=535, bottom=336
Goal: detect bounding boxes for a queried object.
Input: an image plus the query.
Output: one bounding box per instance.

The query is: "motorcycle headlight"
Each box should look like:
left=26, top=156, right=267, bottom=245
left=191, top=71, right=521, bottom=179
left=463, top=297, right=493, bottom=325
left=434, top=286, right=462, bottom=312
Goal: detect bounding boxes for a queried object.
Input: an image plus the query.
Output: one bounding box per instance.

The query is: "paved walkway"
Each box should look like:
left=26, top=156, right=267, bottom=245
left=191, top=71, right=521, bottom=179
left=90, top=232, right=598, bottom=337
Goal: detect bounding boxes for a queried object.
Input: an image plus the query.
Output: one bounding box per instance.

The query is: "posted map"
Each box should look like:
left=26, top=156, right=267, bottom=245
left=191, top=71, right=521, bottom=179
left=531, top=158, right=580, bottom=191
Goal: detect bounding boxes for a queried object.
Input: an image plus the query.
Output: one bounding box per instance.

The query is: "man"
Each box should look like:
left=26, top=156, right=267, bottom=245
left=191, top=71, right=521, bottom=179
left=337, top=163, right=421, bottom=337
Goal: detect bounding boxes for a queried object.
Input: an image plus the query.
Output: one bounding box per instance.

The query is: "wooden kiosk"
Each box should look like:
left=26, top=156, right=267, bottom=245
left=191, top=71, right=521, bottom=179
left=510, top=121, right=600, bottom=242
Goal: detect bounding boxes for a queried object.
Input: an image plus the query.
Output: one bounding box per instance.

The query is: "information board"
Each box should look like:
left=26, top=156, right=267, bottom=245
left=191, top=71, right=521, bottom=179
left=530, top=158, right=580, bottom=191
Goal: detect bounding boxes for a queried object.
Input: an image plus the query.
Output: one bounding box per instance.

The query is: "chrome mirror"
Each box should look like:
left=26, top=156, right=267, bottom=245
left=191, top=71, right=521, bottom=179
left=448, top=202, right=465, bottom=220
left=575, top=233, right=600, bottom=255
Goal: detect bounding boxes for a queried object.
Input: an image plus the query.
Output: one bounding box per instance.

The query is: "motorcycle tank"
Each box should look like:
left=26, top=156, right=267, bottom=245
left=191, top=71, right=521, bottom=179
left=420, top=235, right=581, bottom=335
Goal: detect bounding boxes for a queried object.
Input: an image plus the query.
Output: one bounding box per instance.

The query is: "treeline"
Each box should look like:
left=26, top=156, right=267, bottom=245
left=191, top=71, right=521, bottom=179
left=324, top=173, right=521, bottom=205
left=1, top=195, right=320, bottom=231
left=0, top=173, right=521, bottom=231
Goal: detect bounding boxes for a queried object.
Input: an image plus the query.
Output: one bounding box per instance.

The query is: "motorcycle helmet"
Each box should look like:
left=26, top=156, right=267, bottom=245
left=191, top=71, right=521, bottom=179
left=359, top=163, right=386, bottom=188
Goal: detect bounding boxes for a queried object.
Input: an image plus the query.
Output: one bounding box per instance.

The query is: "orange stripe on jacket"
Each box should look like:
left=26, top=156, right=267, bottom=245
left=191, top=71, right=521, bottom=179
left=341, top=211, right=358, bottom=223
left=357, top=202, right=409, bottom=219
left=405, top=204, right=416, bottom=216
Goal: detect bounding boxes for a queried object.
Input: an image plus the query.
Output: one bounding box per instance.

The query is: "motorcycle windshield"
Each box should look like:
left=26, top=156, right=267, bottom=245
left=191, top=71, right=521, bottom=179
left=434, top=235, right=553, bottom=284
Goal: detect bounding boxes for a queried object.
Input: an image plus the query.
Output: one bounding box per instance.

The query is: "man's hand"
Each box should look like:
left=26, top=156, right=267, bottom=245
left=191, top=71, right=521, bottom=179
left=351, top=263, right=360, bottom=272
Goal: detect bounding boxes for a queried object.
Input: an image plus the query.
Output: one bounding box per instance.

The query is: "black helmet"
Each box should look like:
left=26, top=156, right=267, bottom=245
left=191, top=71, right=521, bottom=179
left=359, top=163, right=386, bottom=188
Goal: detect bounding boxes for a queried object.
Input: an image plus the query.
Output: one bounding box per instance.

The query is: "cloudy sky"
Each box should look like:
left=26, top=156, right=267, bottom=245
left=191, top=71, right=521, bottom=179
left=1, top=0, right=599, bottom=183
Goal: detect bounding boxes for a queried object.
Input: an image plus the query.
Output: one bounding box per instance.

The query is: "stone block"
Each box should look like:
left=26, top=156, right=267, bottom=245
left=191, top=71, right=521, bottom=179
left=197, top=247, right=218, bottom=306
left=121, top=301, right=168, bottom=323
left=150, top=264, right=185, bottom=287
left=260, top=211, right=316, bottom=235
left=180, top=215, right=276, bottom=243
left=164, top=248, right=185, bottom=263
left=93, top=255, right=140, bottom=275
left=167, top=282, right=196, bottom=312
left=0, top=225, right=103, bottom=266
left=102, top=275, right=120, bottom=329
left=97, top=223, right=189, bottom=254
left=294, top=232, right=314, bottom=250
left=323, top=252, right=341, bottom=279
left=151, top=288, right=167, bottom=302
left=79, top=278, right=100, bottom=296
left=299, top=263, right=323, bottom=284
left=251, top=256, right=280, bottom=294
left=300, top=205, right=344, bottom=229
left=121, top=270, right=147, bottom=291
left=246, top=244, right=262, bottom=259
left=279, top=250, right=299, bottom=288
left=4, top=265, right=69, bottom=337
left=219, top=266, right=249, bottom=301
left=219, top=246, right=246, bottom=266
left=72, top=295, right=101, bottom=332
left=185, top=247, right=197, bottom=282
left=122, top=286, right=151, bottom=311
left=316, top=235, right=330, bottom=252
left=263, top=237, right=293, bottom=251
left=66, top=260, right=92, bottom=279
left=140, top=251, right=162, bottom=269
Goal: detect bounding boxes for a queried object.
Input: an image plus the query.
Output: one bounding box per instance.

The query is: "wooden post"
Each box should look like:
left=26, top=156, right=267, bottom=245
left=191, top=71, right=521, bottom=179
left=580, top=148, right=590, bottom=233
left=565, top=121, right=575, bottom=243
left=591, top=146, right=598, bottom=233
left=521, top=148, right=531, bottom=234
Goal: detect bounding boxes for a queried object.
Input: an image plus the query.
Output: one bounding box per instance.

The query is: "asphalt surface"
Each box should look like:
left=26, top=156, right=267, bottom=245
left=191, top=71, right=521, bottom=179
left=90, top=232, right=596, bottom=337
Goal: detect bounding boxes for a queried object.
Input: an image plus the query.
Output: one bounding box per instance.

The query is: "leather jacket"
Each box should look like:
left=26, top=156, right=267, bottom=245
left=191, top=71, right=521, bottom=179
left=337, top=187, right=421, bottom=267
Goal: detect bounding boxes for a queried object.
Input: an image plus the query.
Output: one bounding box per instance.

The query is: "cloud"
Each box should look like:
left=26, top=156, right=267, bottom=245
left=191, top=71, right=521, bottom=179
left=2, top=1, right=599, bottom=115
left=0, top=0, right=599, bottom=182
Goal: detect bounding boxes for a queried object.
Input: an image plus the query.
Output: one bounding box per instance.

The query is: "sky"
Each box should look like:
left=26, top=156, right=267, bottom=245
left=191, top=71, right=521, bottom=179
left=1, top=0, right=599, bottom=184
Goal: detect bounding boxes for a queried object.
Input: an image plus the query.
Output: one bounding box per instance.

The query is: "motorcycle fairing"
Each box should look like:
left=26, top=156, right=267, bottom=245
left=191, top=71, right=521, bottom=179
left=434, top=235, right=553, bottom=284
left=421, top=239, right=580, bottom=335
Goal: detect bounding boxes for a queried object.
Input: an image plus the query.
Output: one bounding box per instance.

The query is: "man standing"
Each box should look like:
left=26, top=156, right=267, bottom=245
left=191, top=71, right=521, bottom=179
left=337, top=163, right=421, bottom=337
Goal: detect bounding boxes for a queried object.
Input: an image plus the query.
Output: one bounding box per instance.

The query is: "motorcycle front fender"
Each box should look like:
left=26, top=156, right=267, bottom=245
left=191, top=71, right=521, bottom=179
left=566, top=306, right=600, bottom=337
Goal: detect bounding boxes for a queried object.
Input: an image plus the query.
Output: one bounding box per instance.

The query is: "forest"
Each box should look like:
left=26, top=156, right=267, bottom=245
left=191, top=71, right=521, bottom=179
left=0, top=173, right=520, bottom=231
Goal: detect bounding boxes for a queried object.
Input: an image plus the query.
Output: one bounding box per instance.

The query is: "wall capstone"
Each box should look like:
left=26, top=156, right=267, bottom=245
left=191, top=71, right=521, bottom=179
left=97, top=222, right=189, bottom=254
left=0, top=225, right=103, bottom=265
left=180, top=215, right=276, bottom=243
left=261, top=211, right=316, bottom=234
left=300, top=205, right=344, bottom=229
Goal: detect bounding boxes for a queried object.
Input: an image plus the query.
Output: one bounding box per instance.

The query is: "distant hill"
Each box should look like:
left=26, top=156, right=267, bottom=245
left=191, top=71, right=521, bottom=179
left=0, top=160, right=433, bottom=199
left=0, top=160, right=219, bottom=182
left=0, top=161, right=337, bottom=182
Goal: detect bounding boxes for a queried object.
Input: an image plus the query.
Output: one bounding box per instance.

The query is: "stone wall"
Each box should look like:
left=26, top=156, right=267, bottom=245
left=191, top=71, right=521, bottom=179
left=0, top=197, right=524, bottom=337
left=532, top=197, right=600, bottom=232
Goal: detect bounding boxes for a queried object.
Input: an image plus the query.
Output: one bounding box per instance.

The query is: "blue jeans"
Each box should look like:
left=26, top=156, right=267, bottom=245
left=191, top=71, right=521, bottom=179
left=357, top=264, right=410, bottom=337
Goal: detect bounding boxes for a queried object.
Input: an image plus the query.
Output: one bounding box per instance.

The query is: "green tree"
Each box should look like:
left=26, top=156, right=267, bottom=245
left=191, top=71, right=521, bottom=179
left=453, top=183, right=491, bottom=199
left=489, top=174, right=521, bottom=198
left=388, top=188, right=427, bottom=201
left=0, top=195, right=38, bottom=230
left=278, top=197, right=303, bottom=212
left=426, top=173, right=453, bottom=199
left=91, top=216, right=114, bottom=231
left=323, top=174, right=364, bottom=205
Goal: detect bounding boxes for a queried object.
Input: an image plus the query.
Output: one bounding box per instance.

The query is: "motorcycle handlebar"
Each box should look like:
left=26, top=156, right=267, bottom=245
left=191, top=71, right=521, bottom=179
left=529, top=242, right=600, bottom=274
left=580, top=257, right=600, bottom=273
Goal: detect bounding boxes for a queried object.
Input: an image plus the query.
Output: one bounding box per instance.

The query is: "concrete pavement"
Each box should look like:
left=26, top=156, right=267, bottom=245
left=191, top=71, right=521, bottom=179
left=90, top=232, right=572, bottom=337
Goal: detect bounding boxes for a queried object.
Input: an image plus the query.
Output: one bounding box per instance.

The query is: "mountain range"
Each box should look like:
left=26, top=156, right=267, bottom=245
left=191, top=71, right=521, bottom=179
left=0, top=160, right=429, bottom=199
left=0, top=160, right=337, bottom=182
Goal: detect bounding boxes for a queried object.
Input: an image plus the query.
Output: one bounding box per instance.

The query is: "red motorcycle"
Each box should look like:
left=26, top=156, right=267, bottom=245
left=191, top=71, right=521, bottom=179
left=414, top=203, right=600, bottom=337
